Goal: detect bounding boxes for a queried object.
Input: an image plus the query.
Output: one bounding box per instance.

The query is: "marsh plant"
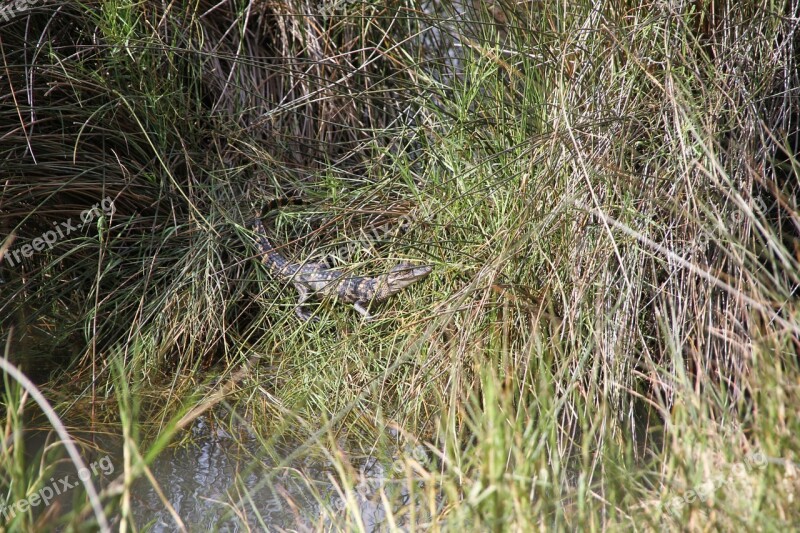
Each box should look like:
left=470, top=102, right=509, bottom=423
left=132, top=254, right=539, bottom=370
left=0, top=0, right=799, bottom=530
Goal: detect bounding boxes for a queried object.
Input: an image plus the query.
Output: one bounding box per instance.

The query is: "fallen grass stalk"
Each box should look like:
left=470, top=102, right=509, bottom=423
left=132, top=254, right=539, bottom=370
left=0, top=344, right=110, bottom=532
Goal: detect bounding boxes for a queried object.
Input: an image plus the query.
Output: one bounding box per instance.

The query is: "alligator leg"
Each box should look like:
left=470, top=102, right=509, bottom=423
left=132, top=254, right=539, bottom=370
left=353, top=301, right=375, bottom=321
left=294, top=285, right=318, bottom=322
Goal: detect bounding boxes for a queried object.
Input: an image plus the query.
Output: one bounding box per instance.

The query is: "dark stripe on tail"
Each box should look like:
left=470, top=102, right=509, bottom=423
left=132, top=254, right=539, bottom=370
left=260, top=196, right=306, bottom=215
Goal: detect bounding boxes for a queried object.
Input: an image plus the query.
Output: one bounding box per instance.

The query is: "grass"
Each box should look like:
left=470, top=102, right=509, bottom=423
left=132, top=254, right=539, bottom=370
left=1, top=0, right=799, bottom=530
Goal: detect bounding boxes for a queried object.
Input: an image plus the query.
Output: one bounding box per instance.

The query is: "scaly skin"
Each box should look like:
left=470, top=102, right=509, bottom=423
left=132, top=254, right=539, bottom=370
left=249, top=214, right=432, bottom=321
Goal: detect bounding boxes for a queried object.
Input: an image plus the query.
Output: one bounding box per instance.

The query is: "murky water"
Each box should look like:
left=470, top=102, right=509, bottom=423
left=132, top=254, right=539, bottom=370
left=130, top=418, right=310, bottom=531
left=128, top=416, right=428, bottom=531
left=10, top=412, right=432, bottom=531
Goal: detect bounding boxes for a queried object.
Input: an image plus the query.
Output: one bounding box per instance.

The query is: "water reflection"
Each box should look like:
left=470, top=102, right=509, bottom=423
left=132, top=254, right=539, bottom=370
left=129, top=416, right=425, bottom=531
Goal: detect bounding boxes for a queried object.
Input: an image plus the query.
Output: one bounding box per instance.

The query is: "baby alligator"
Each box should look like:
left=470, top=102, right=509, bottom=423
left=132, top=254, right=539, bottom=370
left=249, top=203, right=432, bottom=321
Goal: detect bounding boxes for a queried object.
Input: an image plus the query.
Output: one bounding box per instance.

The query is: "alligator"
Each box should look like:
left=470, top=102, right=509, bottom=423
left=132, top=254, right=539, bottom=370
left=249, top=200, right=432, bottom=321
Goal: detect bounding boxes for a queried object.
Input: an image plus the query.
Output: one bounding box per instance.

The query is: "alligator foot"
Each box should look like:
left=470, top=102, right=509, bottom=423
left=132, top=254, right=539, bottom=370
left=295, top=305, right=319, bottom=322
left=354, top=301, right=376, bottom=321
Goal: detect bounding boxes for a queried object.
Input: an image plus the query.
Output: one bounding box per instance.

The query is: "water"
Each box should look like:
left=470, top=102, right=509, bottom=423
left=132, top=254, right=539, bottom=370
left=128, top=416, right=428, bottom=531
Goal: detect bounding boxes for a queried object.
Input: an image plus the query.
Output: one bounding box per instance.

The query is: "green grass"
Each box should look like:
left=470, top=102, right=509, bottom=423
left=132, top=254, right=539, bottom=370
left=1, top=0, right=799, bottom=530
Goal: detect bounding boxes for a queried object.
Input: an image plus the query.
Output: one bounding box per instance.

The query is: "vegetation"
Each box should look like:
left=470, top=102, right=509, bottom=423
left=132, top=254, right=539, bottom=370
left=1, top=0, right=798, bottom=530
